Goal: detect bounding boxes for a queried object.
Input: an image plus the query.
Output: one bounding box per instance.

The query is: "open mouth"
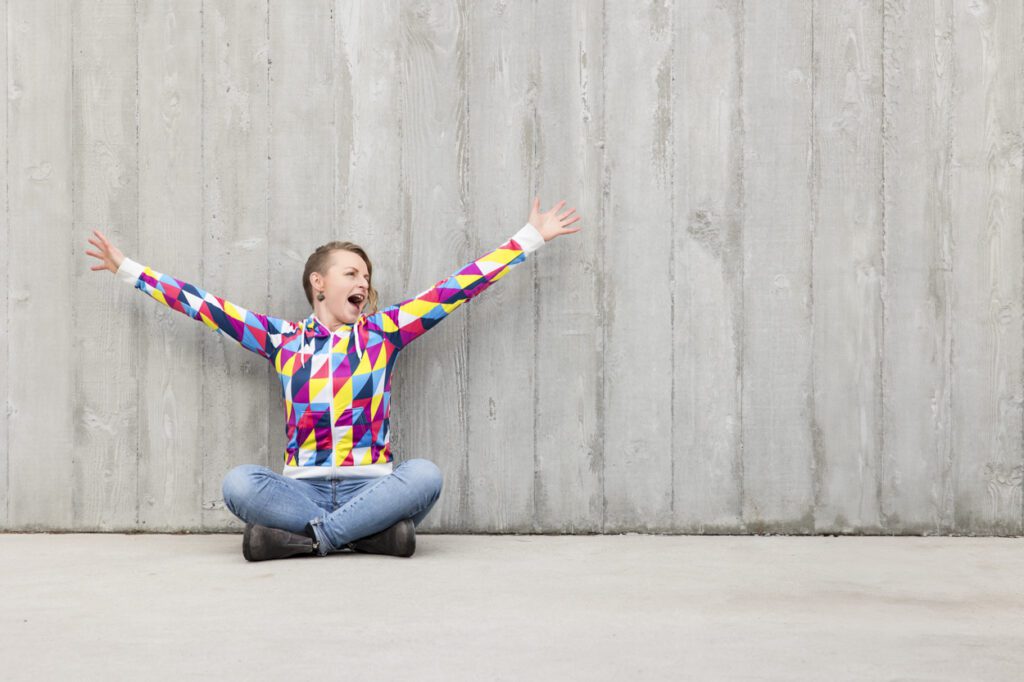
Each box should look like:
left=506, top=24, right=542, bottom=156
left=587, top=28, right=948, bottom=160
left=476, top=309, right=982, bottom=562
left=347, top=293, right=365, bottom=308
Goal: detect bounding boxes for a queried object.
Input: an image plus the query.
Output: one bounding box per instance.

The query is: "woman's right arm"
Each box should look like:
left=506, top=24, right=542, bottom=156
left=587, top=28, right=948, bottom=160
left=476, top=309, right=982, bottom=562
left=88, top=230, right=296, bottom=361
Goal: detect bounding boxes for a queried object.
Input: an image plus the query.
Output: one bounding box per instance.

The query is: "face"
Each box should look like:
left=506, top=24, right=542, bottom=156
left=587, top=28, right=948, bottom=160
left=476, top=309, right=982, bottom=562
left=311, top=249, right=370, bottom=324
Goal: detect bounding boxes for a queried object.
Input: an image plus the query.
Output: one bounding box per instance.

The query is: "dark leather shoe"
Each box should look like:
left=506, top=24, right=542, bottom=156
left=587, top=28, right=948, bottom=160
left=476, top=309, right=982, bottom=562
left=349, top=518, right=416, bottom=557
left=242, top=522, right=315, bottom=561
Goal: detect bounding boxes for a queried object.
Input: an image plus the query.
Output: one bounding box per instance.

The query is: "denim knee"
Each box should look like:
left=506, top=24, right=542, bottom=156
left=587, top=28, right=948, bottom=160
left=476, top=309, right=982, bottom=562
left=403, top=458, right=443, bottom=498
left=221, top=463, right=266, bottom=512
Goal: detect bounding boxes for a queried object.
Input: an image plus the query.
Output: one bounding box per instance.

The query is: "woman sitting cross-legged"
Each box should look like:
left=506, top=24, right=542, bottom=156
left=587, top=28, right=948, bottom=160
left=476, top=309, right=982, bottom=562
left=85, top=198, right=581, bottom=561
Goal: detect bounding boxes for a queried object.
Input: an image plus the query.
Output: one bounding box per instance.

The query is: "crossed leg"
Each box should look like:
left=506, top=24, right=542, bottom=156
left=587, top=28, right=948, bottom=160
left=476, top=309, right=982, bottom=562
left=221, top=459, right=443, bottom=556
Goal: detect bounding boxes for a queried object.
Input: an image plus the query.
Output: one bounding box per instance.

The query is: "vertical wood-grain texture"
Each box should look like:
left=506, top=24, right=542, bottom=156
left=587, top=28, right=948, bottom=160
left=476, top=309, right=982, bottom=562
left=137, top=0, right=204, bottom=531
left=2, top=1, right=1021, bottom=535
left=741, top=0, right=816, bottom=532
left=73, top=0, right=139, bottom=530
left=8, top=0, right=75, bottom=529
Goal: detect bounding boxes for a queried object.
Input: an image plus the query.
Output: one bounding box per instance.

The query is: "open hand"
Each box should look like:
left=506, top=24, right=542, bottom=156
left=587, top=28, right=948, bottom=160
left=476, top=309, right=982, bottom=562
left=85, top=229, right=125, bottom=274
left=528, top=197, right=582, bottom=242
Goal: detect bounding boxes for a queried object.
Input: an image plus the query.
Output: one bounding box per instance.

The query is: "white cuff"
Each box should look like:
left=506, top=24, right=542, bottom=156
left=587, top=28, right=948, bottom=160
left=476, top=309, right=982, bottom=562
left=116, top=256, right=145, bottom=286
left=512, top=222, right=545, bottom=254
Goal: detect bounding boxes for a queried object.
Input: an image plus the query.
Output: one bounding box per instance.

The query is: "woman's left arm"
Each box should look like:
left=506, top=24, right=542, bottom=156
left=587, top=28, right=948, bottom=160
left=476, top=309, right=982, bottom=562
left=364, top=197, right=581, bottom=352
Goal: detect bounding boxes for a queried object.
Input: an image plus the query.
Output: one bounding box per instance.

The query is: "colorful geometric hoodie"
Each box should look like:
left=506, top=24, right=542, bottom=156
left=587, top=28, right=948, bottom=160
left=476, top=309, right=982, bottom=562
left=116, top=223, right=545, bottom=479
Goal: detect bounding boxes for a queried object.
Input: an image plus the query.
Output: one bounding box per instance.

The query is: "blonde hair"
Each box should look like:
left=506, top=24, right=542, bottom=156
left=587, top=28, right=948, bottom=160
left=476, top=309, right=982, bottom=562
left=301, top=241, right=379, bottom=313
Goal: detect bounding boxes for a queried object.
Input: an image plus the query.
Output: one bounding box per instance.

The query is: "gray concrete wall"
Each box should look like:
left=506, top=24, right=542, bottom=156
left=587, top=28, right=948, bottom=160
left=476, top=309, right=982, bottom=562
left=1, top=0, right=1022, bottom=535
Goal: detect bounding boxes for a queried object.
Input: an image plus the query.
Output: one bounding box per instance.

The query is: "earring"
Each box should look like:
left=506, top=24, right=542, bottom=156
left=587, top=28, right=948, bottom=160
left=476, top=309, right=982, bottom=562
left=316, top=291, right=325, bottom=302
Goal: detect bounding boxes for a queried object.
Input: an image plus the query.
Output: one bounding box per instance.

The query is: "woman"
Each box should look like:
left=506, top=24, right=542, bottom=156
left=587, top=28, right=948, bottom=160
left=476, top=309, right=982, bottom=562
left=86, top=198, right=581, bottom=561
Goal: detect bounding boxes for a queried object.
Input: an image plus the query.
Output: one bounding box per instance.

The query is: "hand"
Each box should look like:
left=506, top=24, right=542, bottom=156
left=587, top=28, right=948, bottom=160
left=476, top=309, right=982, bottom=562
left=528, top=196, right=582, bottom=242
left=85, top=229, right=125, bottom=274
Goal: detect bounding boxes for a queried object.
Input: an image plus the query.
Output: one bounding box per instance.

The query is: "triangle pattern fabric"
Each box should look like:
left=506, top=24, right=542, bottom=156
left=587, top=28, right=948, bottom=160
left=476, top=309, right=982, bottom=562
left=122, top=225, right=541, bottom=478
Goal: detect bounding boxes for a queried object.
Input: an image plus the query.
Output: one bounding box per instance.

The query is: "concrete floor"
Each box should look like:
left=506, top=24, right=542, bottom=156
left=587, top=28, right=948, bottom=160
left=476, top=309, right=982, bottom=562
left=0, top=533, right=1021, bottom=681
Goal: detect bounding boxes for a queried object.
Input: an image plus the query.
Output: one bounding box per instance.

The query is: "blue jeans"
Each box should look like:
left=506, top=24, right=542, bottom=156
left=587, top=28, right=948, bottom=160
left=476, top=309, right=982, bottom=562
left=221, top=459, right=443, bottom=556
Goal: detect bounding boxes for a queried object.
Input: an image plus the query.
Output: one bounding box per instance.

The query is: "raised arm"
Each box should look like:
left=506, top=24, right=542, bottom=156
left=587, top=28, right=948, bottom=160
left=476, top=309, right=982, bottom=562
left=86, top=229, right=295, bottom=361
left=364, top=197, right=581, bottom=352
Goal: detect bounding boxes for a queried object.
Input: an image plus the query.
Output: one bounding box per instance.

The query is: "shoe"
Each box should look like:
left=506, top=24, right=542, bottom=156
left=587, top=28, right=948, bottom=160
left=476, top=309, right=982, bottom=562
left=242, top=522, right=316, bottom=562
left=349, top=518, right=416, bottom=557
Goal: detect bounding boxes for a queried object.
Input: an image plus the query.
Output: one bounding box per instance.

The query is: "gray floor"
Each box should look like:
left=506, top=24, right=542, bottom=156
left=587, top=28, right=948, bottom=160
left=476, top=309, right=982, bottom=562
left=0, top=533, right=1021, bottom=681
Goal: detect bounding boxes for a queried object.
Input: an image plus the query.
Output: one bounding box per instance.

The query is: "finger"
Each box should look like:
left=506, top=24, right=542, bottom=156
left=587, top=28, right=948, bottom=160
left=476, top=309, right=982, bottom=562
left=551, top=199, right=566, bottom=212
left=87, top=237, right=103, bottom=249
left=561, top=214, right=581, bottom=227
left=557, top=208, right=577, bottom=221
left=533, top=196, right=540, bottom=211
left=562, top=226, right=582, bottom=234
left=90, top=264, right=105, bottom=271
left=85, top=250, right=103, bottom=258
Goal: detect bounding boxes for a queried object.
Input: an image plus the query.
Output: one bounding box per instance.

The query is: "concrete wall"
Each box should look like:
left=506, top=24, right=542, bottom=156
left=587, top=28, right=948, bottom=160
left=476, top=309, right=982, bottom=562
left=2, top=0, right=1022, bottom=535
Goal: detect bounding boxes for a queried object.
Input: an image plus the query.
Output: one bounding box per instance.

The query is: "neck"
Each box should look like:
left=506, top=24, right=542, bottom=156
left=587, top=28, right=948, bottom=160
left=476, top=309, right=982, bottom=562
left=313, top=307, right=349, bottom=333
